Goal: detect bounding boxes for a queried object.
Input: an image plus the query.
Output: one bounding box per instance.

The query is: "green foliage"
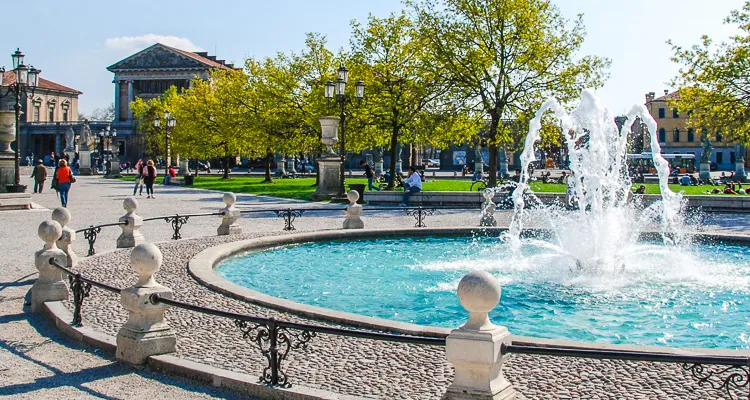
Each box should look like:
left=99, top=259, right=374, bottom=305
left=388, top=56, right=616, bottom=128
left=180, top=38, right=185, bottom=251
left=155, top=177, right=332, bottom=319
left=670, top=1, right=750, bottom=144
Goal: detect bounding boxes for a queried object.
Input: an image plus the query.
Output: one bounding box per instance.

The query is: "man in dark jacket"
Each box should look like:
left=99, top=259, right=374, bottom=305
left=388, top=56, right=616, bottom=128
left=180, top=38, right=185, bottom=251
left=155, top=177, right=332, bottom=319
left=30, top=159, right=48, bottom=193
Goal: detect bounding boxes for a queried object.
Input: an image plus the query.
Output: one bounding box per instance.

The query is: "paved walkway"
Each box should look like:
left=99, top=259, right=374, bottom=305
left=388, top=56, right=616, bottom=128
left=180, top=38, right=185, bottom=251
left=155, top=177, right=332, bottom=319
left=1, top=171, right=748, bottom=399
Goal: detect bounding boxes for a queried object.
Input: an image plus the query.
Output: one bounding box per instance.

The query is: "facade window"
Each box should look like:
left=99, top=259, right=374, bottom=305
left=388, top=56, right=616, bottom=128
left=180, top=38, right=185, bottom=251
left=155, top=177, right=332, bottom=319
left=48, top=105, right=55, bottom=121
left=731, top=151, right=736, bottom=164
left=658, top=128, right=666, bottom=143
left=33, top=106, right=40, bottom=122
left=672, top=108, right=679, bottom=118
left=673, top=129, right=680, bottom=142
left=658, top=108, right=666, bottom=119
left=687, top=128, right=694, bottom=142
left=716, top=152, right=723, bottom=164
left=62, top=108, right=68, bottom=122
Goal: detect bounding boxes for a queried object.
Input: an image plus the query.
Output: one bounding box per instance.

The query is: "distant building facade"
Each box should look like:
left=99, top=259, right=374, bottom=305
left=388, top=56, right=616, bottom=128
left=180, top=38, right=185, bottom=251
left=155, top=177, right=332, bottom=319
left=1, top=71, right=82, bottom=161
left=107, top=43, right=235, bottom=161
left=644, top=90, right=740, bottom=170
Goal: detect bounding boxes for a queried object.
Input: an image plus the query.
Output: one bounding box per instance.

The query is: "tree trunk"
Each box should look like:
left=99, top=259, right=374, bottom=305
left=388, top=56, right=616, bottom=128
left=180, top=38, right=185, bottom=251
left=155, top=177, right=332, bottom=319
left=411, top=144, right=418, bottom=167
left=487, top=116, right=500, bottom=187
left=263, top=150, right=273, bottom=183
left=386, top=128, right=400, bottom=190
left=222, top=145, right=230, bottom=180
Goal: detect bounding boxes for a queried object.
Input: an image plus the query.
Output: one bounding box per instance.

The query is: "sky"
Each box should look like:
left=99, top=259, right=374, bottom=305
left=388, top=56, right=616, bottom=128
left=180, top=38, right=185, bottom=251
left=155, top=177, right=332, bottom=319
left=2, top=0, right=745, bottom=116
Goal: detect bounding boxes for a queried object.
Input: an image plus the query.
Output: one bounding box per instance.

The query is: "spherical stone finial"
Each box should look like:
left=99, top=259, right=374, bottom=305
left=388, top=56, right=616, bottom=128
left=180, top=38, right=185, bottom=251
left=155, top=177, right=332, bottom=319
left=38, top=220, right=63, bottom=244
left=51, top=207, right=71, bottom=227
left=347, top=190, right=359, bottom=203
left=123, top=197, right=138, bottom=213
left=483, top=188, right=494, bottom=202
left=130, top=243, right=163, bottom=287
left=223, top=192, right=236, bottom=206
left=457, top=270, right=501, bottom=315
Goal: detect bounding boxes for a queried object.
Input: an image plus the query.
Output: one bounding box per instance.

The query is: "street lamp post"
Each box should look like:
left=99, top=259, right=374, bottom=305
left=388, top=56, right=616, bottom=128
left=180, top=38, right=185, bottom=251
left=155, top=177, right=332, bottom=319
left=0, top=48, right=41, bottom=192
left=98, top=126, right=116, bottom=172
left=154, top=110, right=176, bottom=183
left=324, top=65, right=364, bottom=198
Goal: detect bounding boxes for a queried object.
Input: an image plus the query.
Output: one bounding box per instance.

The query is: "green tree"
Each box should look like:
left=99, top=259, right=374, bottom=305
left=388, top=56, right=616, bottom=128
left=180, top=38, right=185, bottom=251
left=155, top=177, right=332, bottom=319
left=131, top=87, right=181, bottom=163
left=670, top=2, right=750, bottom=144
left=410, top=0, right=610, bottom=186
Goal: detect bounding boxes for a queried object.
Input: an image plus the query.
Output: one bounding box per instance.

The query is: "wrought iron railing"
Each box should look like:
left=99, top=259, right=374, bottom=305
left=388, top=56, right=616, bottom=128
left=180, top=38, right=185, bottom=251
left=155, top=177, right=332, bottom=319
left=49, top=258, right=122, bottom=326
left=503, top=344, right=750, bottom=400
left=75, top=221, right=127, bottom=256
left=149, top=293, right=445, bottom=387
left=143, top=212, right=224, bottom=240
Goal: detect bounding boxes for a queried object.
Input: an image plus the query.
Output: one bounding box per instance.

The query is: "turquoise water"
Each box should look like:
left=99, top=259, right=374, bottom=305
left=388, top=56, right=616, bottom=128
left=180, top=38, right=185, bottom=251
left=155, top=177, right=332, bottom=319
left=216, top=235, right=750, bottom=349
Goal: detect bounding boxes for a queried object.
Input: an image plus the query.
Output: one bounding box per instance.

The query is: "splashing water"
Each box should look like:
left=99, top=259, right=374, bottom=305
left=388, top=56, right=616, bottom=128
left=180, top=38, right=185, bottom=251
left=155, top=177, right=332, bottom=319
left=506, top=89, right=686, bottom=274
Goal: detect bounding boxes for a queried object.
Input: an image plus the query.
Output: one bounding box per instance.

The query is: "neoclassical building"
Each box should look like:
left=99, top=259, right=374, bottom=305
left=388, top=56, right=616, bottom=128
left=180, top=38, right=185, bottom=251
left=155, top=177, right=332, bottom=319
left=107, top=43, right=234, bottom=161
left=1, top=70, right=83, bottom=160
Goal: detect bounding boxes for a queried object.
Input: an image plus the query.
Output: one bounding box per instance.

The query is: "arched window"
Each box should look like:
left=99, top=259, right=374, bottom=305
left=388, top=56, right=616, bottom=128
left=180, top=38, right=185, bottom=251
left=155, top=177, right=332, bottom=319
left=673, top=129, right=680, bottom=142
left=658, top=128, right=666, bottom=143
left=687, top=128, right=695, bottom=142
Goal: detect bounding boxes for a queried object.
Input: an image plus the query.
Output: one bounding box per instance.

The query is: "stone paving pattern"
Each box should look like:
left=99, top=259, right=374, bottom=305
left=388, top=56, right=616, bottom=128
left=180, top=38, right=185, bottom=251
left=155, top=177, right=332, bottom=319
left=2, top=172, right=747, bottom=399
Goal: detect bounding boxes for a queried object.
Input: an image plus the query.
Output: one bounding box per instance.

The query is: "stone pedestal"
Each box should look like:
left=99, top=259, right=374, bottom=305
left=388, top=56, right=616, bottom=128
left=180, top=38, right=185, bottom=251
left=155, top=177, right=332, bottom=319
left=52, top=207, right=78, bottom=268
left=217, top=193, right=241, bottom=235
left=343, top=190, right=364, bottom=229
left=699, top=162, right=711, bottom=182
left=116, top=244, right=176, bottom=365
left=375, top=161, right=384, bottom=177
left=312, top=156, right=343, bottom=201
left=287, top=158, right=297, bottom=175
left=117, top=198, right=145, bottom=248
left=31, top=221, right=69, bottom=313
left=735, top=161, right=747, bottom=182
left=178, top=159, right=190, bottom=176
left=444, top=271, right=516, bottom=400
left=78, top=150, right=93, bottom=175
left=0, top=111, right=16, bottom=192
left=475, top=161, right=484, bottom=175
left=106, top=159, right=121, bottom=178
left=480, top=190, right=497, bottom=227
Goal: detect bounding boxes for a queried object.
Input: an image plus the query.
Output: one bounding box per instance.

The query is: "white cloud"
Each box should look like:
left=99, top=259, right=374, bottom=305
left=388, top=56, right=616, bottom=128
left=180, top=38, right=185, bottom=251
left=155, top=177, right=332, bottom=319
left=105, top=34, right=204, bottom=53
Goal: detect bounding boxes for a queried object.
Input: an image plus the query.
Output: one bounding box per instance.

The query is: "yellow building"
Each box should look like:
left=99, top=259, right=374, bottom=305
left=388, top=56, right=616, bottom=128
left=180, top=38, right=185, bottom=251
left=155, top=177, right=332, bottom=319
left=644, top=90, right=737, bottom=170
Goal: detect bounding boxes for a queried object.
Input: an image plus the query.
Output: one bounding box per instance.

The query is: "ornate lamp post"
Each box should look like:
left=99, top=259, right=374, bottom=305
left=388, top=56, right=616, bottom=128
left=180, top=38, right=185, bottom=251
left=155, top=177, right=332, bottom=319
left=324, top=65, right=364, bottom=198
left=0, top=48, right=41, bottom=192
left=154, top=110, right=176, bottom=183
left=98, top=126, right=116, bottom=172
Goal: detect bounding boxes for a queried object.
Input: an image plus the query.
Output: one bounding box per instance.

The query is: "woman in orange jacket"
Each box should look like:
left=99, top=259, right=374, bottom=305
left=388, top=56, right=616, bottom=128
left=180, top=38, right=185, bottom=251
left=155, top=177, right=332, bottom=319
left=55, top=159, right=74, bottom=207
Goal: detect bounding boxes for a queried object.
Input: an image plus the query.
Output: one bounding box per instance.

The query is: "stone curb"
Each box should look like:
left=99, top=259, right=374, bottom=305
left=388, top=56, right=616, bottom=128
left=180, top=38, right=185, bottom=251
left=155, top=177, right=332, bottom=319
left=41, top=300, right=369, bottom=400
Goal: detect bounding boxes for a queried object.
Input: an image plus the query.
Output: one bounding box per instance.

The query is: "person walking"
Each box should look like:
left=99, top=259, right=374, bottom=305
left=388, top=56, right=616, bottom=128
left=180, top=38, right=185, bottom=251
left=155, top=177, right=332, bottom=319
left=400, top=166, right=423, bottom=206
left=143, top=159, right=158, bottom=198
left=30, top=159, right=47, bottom=193
left=360, top=160, right=379, bottom=191
left=55, top=159, right=74, bottom=207
left=133, top=159, right=144, bottom=196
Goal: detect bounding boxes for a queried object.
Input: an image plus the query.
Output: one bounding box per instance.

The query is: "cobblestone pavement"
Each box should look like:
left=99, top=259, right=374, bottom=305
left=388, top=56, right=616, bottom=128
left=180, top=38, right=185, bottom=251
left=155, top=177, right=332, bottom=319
left=2, top=172, right=748, bottom=399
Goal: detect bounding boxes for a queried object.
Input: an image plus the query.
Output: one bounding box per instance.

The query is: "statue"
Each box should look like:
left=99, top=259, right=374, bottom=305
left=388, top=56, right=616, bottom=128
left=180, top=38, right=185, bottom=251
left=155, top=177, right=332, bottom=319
left=473, top=143, right=482, bottom=163
left=64, top=125, right=75, bottom=152
left=373, top=147, right=383, bottom=163
left=700, top=133, right=713, bottom=163
left=79, top=119, right=92, bottom=151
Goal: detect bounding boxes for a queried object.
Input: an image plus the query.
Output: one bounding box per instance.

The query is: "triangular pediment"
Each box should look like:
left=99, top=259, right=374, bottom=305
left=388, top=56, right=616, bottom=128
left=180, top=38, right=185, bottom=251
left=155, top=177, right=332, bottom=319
left=107, top=43, right=210, bottom=72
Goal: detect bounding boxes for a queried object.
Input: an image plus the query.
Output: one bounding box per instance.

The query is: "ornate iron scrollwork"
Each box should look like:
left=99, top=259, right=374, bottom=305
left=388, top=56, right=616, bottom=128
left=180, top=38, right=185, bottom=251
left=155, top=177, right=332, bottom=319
left=682, top=363, right=749, bottom=400
left=82, top=226, right=102, bottom=256
left=67, top=272, right=91, bottom=327
left=405, top=207, right=435, bottom=228
left=274, top=209, right=304, bottom=231
left=234, top=318, right=316, bottom=387
left=164, top=215, right=190, bottom=240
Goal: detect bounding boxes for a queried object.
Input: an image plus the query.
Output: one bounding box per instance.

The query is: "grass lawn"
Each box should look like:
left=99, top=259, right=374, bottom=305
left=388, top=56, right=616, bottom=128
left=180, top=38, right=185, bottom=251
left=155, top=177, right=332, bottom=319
left=117, top=175, right=734, bottom=200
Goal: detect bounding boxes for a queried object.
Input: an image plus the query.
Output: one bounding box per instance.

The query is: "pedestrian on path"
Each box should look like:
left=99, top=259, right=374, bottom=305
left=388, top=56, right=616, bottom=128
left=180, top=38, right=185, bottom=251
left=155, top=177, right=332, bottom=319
left=143, top=159, right=158, bottom=198
left=360, top=160, right=379, bottom=191
left=133, top=159, right=144, bottom=196
left=55, top=159, right=75, bottom=207
left=30, top=159, right=47, bottom=193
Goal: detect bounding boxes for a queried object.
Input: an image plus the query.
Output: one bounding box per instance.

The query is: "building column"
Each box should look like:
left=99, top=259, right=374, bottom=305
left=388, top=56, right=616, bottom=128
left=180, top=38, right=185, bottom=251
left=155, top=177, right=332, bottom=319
left=114, top=80, right=121, bottom=122
left=127, top=81, right=134, bottom=121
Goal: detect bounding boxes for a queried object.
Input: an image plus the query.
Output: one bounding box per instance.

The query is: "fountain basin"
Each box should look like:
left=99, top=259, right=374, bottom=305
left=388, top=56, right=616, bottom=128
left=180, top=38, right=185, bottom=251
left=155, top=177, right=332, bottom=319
left=191, top=228, right=750, bottom=351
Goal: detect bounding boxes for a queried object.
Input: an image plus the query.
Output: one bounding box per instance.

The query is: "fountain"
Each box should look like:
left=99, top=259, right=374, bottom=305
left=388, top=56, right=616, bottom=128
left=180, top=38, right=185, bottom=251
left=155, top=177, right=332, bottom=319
left=507, top=89, right=686, bottom=273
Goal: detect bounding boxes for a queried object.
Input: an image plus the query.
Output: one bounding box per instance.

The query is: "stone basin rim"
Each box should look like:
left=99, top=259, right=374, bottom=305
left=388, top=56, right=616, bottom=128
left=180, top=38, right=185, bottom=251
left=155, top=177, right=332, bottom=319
left=188, top=226, right=750, bottom=356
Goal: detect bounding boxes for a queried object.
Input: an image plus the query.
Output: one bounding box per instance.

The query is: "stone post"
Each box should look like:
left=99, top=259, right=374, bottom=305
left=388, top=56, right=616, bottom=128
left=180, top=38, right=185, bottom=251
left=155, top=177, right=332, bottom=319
left=116, top=243, right=176, bottom=365
left=31, top=220, right=69, bottom=313
left=480, top=189, right=497, bottom=227
left=51, top=207, right=78, bottom=268
left=735, top=145, right=747, bottom=182
left=699, top=162, right=712, bottom=183
left=0, top=111, right=16, bottom=191
left=117, top=197, right=145, bottom=248
left=444, top=271, right=516, bottom=400
left=343, top=190, right=364, bottom=229
left=178, top=158, right=190, bottom=177
left=312, top=117, right=343, bottom=201
left=217, top=192, right=241, bottom=235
